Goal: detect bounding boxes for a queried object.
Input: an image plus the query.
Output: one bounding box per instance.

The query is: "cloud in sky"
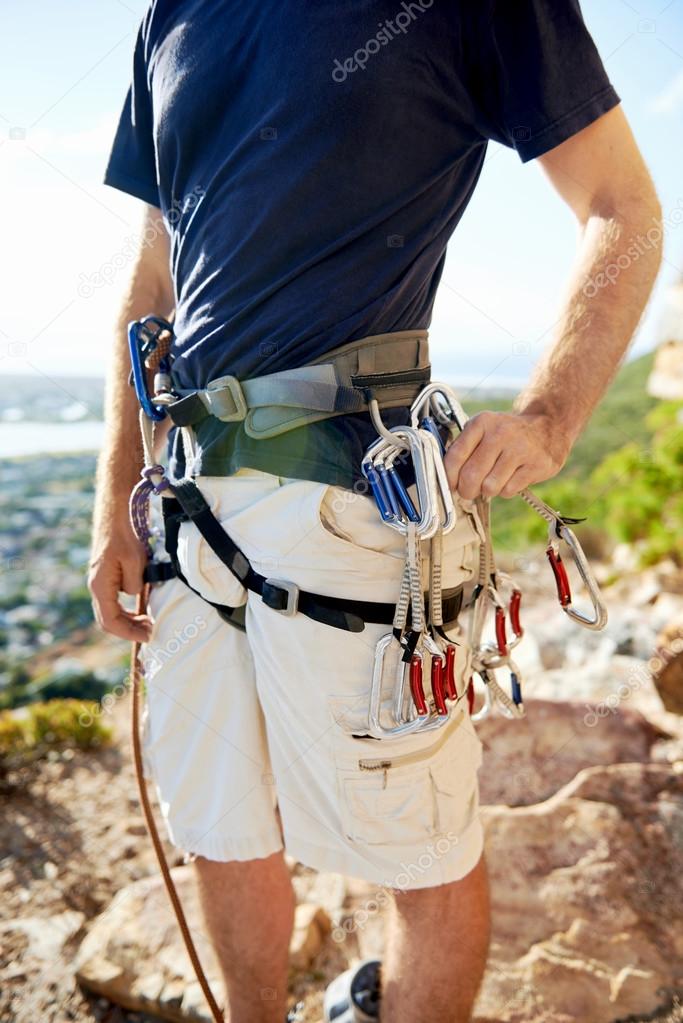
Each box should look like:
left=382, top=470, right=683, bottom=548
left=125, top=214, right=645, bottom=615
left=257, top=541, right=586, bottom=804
left=649, top=68, right=683, bottom=115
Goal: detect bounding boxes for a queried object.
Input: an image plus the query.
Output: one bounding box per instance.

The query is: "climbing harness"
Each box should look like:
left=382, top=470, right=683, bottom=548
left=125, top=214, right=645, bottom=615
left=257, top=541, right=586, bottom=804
left=125, top=317, right=608, bottom=1021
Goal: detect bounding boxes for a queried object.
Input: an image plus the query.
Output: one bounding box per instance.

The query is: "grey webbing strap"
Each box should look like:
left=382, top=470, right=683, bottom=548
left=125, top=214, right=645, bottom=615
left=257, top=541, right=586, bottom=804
left=166, top=330, right=430, bottom=436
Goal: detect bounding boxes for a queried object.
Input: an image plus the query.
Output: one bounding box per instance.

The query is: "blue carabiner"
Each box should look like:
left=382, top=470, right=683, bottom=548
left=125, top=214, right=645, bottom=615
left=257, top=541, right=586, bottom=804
left=510, top=670, right=523, bottom=707
left=361, top=459, right=395, bottom=523
left=128, top=317, right=173, bottom=422
left=419, top=416, right=445, bottom=453
left=377, top=463, right=401, bottom=519
left=386, top=464, right=420, bottom=522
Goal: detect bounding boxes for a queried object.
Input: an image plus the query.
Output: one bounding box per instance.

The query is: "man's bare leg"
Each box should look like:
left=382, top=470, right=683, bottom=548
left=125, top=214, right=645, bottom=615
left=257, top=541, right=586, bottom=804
left=381, top=855, right=490, bottom=1023
left=195, top=851, right=295, bottom=1023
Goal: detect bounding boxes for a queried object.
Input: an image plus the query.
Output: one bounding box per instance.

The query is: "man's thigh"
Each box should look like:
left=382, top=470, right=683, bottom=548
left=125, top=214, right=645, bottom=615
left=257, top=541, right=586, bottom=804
left=140, top=571, right=282, bottom=861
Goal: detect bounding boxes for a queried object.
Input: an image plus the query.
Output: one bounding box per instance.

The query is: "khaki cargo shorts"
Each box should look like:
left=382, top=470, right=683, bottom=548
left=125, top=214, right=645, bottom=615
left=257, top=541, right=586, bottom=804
left=140, top=469, right=485, bottom=890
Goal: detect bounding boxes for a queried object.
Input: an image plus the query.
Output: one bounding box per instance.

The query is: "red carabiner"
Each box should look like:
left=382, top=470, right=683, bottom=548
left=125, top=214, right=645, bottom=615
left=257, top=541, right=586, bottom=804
left=495, top=605, right=508, bottom=656
left=546, top=546, right=571, bottom=607
left=509, top=588, right=523, bottom=640
left=444, top=644, right=457, bottom=700
left=466, top=676, right=475, bottom=714
left=431, top=655, right=448, bottom=716
left=410, top=655, right=428, bottom=716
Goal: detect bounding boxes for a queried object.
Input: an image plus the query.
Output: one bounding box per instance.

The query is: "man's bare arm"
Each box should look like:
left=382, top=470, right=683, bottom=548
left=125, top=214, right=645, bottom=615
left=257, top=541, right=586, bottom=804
left=88, top=205, right=175, bottom=641
left=445, top=106, right=663, bottom=499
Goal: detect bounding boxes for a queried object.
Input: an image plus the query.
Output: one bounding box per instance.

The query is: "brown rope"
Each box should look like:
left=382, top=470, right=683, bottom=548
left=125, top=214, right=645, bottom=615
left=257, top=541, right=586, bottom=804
left=130, top=588, right=224, bottom=1023
left=144, top=330, right=173, bottom=371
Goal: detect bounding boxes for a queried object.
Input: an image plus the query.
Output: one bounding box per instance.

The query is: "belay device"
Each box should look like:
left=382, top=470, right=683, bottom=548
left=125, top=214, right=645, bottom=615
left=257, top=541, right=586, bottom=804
left=125, top=316, right=608, bottom=1022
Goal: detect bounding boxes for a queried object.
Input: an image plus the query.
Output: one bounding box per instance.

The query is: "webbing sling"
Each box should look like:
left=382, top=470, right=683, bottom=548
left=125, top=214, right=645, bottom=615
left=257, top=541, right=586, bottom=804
left=164, top=479, right=464, bottom=633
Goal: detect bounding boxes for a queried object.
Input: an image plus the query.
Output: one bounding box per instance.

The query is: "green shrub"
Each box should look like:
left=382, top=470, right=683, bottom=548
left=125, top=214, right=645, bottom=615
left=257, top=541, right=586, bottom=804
left=28, top=699, right=112, bottom=748
left=588, top=402, right=683, bottom=565
left=0, top=699, right=112, bottom=766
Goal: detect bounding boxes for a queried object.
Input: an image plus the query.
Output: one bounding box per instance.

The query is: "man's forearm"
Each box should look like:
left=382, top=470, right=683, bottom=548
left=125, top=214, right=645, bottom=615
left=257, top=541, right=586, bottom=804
left=514, top=194, right=663, bottom=451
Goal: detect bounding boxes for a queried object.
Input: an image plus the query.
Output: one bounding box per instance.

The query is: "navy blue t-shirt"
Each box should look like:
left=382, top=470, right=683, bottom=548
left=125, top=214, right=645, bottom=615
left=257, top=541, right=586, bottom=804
left=105, top=0, right=619, bottom=487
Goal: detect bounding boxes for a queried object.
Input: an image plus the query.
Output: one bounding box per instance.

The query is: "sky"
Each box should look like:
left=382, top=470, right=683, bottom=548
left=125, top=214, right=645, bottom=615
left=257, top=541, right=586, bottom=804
left=0, top=0, right=682, bottom=392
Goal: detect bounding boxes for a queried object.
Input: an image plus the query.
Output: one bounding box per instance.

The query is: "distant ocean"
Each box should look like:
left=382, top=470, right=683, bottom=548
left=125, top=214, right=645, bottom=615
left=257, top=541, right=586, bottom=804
left=0, top=421, right=105, bottom=458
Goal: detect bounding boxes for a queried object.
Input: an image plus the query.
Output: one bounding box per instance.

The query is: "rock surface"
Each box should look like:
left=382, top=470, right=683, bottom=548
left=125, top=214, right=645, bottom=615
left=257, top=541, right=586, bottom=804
left=476, top=762, right=683, bottom=1023
left=653, top=614, right=683, bottom=715
left=477, top=698, right=667, bottom=806
left=74, top=752, right=683, bottom=1023
left=74, top=868, right=332, bottom=1020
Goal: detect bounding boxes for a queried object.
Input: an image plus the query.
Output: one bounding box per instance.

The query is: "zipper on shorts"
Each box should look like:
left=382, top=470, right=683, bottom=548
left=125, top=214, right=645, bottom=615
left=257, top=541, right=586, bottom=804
left=357, top=707, right=465, bottom=775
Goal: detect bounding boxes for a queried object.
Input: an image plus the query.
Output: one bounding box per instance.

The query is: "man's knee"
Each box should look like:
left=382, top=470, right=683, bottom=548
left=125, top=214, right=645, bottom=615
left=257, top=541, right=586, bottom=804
left=390, top=853, right=490, bottom=923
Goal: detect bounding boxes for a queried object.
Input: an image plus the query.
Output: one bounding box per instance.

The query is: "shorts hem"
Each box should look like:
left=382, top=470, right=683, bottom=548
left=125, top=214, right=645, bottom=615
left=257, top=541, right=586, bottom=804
left=284, top=817, right=484, bottom=891
left=166, top=822, right=284, bottom=863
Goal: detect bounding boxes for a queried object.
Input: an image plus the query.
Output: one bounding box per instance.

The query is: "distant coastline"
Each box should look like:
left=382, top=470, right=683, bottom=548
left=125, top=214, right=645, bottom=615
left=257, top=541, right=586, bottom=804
left=0, top=422, right=105, bottom=458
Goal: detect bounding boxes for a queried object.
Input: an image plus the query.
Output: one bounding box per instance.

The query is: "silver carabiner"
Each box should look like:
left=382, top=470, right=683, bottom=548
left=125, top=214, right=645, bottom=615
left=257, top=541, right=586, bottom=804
left=410, top=383, right=468, bottom=433
left=370, top=630, right=456, bottom=736
left=547, top=522, right=608, bottom=631
left=370, top=634, right=429, bottom=740
left=420, top=429, right=455, bottom=535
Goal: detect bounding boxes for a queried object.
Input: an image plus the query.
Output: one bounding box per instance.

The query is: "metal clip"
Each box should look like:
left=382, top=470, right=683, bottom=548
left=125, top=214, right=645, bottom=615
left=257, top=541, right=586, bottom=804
left=128, top=317, right=175, bottom=422
left=369, top=636, right=428, bottom=739
left=546, top=524, right=608, bottom=630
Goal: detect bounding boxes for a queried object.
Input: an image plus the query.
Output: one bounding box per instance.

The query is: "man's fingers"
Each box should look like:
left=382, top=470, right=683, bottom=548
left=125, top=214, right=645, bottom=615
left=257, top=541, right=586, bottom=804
left=444, top=418, right=485, bottom=490
left=89, top=561, right=152, bottom=642
left=95, top=591, right=152, bottom=642
left=499, top=465, right=536, bottom=499
left=481, top=450, right=523, bottom=498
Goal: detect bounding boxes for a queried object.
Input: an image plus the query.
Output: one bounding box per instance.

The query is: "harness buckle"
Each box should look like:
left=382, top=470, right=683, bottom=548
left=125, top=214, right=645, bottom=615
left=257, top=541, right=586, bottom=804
left=201, top=375, right=248, bottom=422
left=262, top=578, right=300, bottom=616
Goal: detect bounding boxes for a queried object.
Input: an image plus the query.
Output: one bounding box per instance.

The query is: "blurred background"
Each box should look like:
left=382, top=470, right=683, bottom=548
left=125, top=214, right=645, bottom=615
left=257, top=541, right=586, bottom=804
left=1, top=2, right=683, bottom=1022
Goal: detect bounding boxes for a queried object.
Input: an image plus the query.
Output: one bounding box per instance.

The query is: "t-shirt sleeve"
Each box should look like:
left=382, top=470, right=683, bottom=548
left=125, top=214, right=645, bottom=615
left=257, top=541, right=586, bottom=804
left=468, top=0, right=621, bottom=163
left=104, top=17, right=160, bottom=207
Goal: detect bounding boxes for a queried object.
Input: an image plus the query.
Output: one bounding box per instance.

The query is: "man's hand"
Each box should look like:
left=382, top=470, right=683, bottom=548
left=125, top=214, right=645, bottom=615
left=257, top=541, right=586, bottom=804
left=445, top=410, right=568, bottom=500
left=89, top=511, right=152, bottom=642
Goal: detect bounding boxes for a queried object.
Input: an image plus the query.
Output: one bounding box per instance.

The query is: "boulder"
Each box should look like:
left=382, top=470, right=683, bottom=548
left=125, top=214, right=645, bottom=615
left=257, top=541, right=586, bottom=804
left=653, top=614, right=683, bottom=715
left=474, top=762, right=683, bottom=1022
left=477, top=698, right=667, bottom=806
left=75, top=866, right=331, bottom=1021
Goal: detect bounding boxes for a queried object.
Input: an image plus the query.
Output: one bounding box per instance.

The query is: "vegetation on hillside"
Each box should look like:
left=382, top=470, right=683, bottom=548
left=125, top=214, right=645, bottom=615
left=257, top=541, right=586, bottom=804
left=0, top=698, right=112, bottom=773
left=467, top=353, right=683, bottom=565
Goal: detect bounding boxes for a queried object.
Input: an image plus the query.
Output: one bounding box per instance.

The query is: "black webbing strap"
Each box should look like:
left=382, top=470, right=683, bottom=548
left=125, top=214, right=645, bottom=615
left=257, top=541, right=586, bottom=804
left=143, top=561, right=176, bottom=584
left=164, top=479, right=462, bottom=635
left=162, top=496, right=247, bottom=631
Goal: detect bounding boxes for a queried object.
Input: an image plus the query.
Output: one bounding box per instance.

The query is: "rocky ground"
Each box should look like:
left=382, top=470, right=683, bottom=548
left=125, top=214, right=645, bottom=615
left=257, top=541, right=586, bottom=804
left=2, top=562, right=683, bottom=1022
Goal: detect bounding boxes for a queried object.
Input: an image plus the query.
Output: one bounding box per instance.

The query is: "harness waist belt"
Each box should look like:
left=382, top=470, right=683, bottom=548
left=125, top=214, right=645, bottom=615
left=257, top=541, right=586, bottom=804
left=167, top=329, right=430, bottom=439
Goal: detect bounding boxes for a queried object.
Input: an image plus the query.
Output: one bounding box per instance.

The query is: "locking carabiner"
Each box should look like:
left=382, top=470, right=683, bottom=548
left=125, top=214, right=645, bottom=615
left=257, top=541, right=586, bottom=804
left=128, top=316, right=175, bottom=422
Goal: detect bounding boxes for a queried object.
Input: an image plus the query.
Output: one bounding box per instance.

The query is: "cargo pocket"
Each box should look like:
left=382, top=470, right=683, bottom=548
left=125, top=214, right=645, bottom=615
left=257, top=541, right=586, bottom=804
left=175, top=519, right=248, bottom=609
left=341, top=771, right=436, bottom=845
left=330, top=695, right=475, bottom=847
